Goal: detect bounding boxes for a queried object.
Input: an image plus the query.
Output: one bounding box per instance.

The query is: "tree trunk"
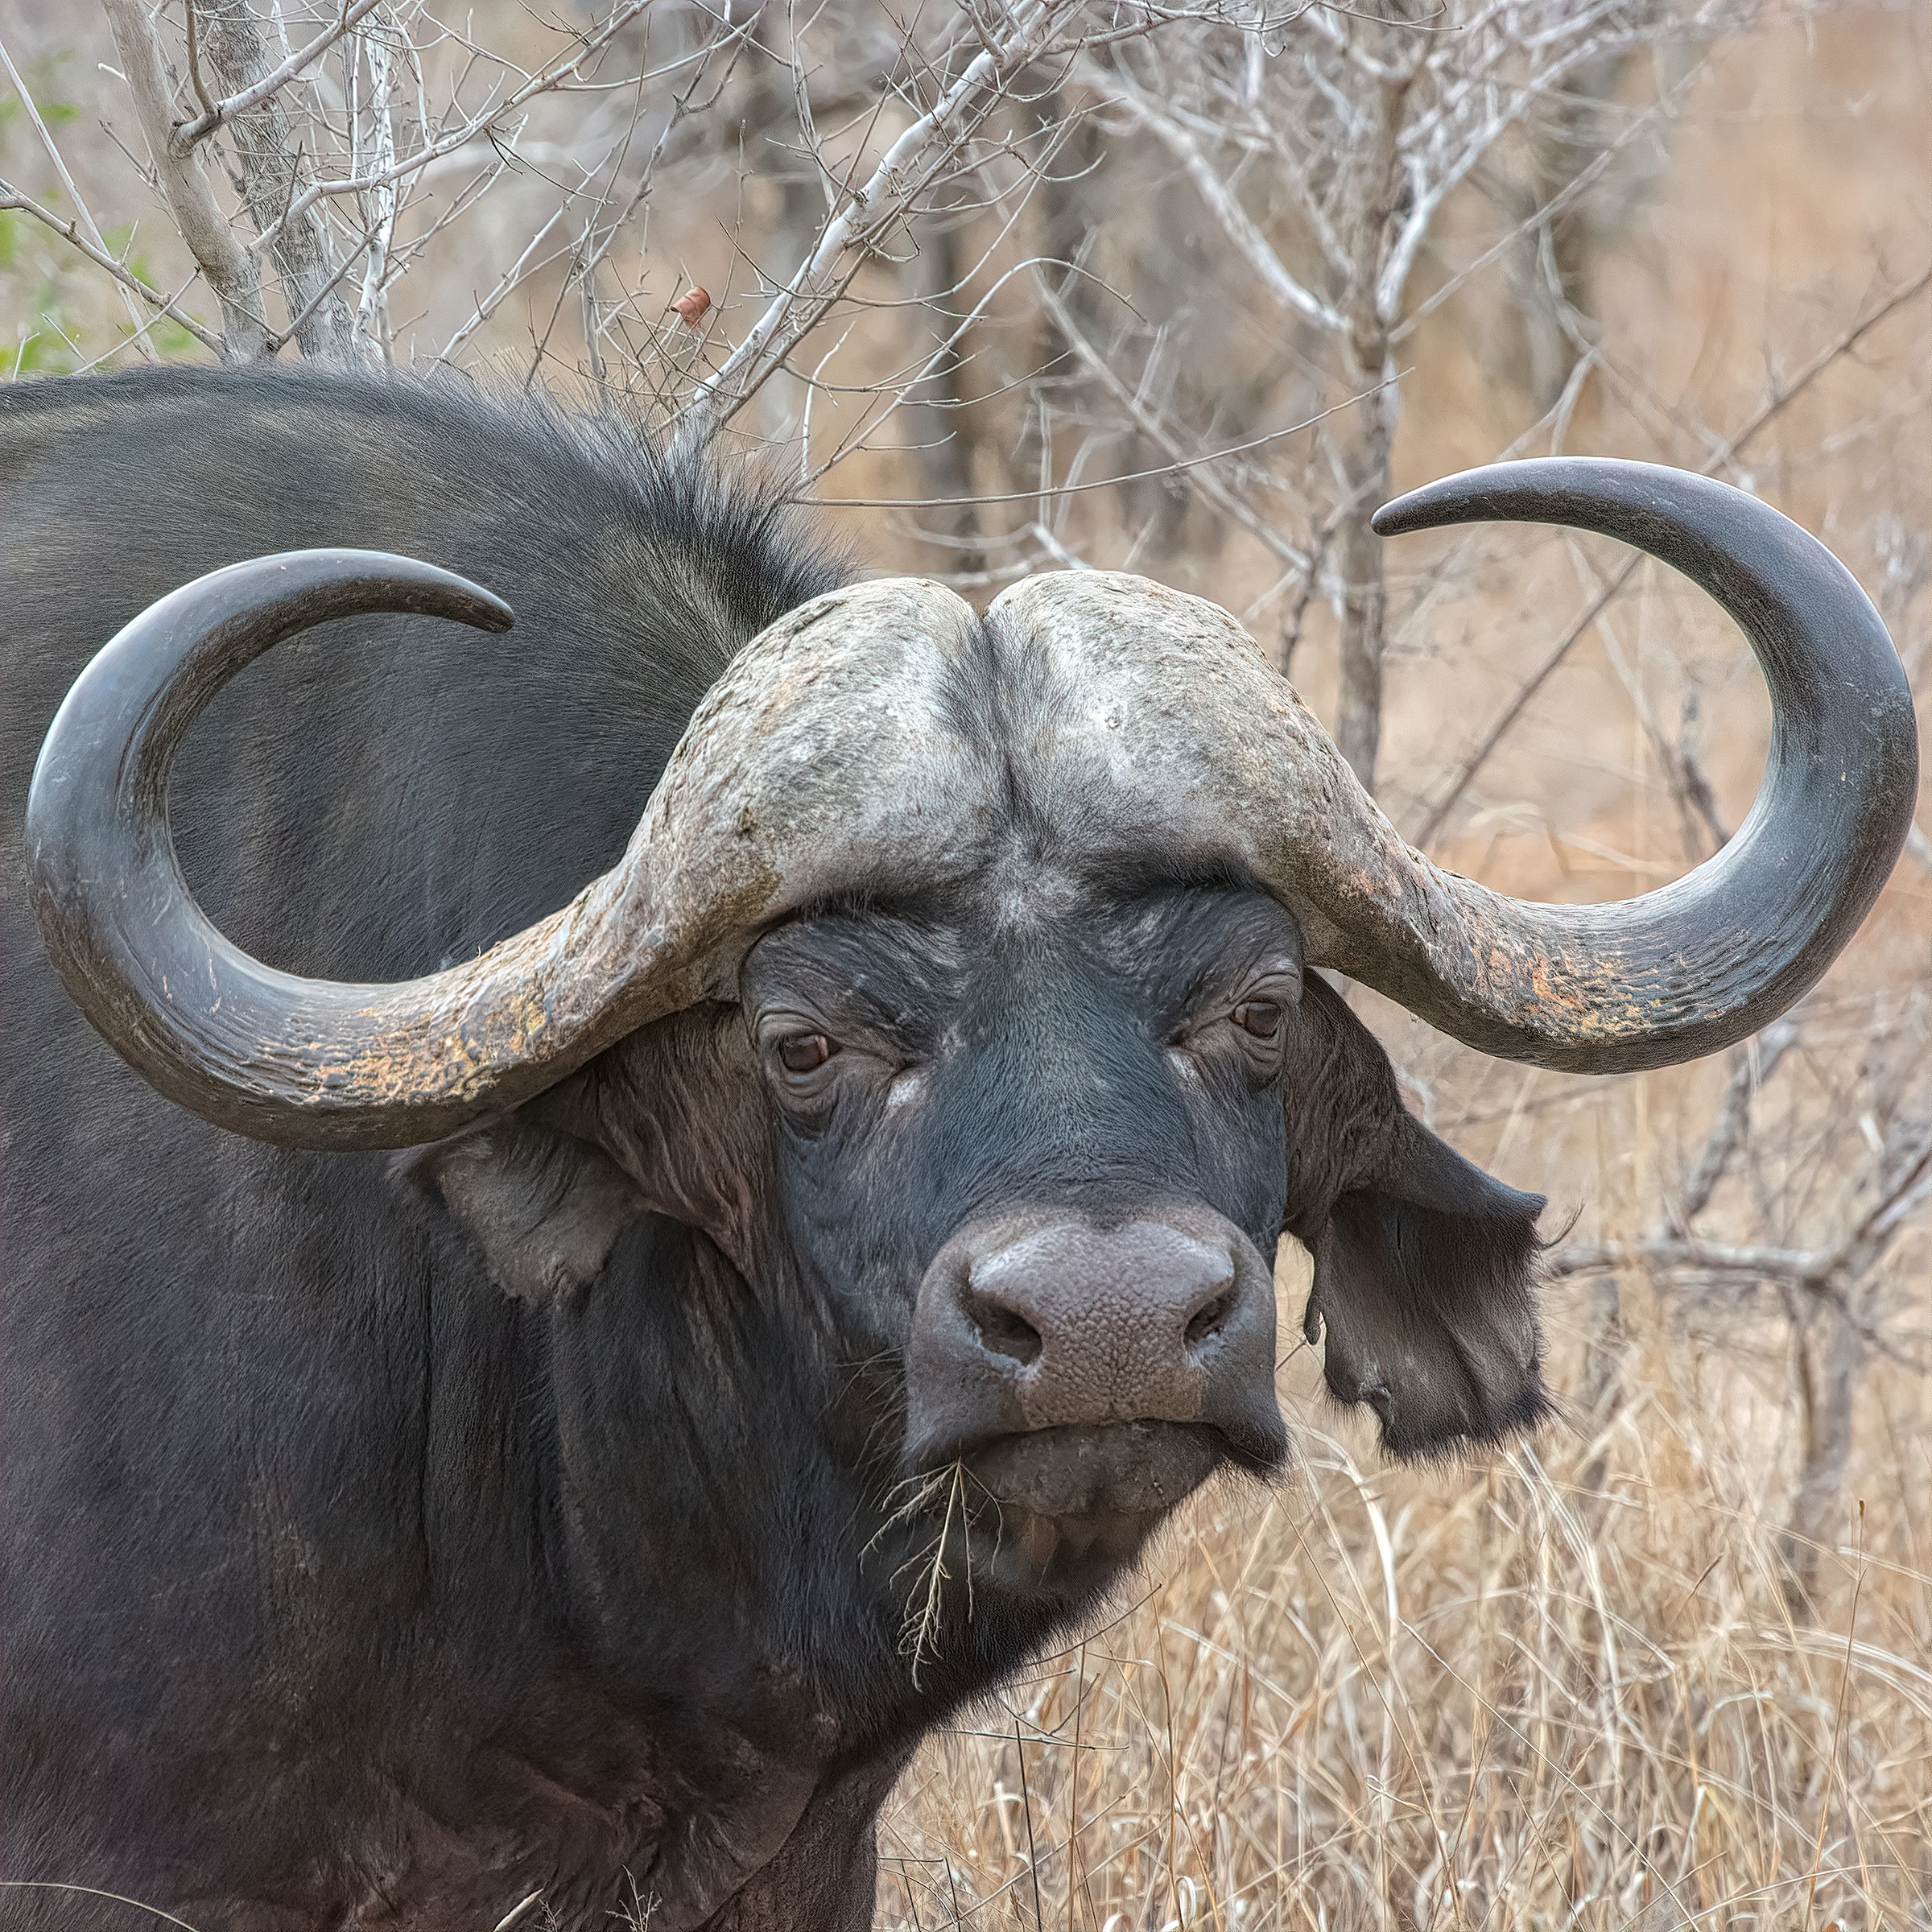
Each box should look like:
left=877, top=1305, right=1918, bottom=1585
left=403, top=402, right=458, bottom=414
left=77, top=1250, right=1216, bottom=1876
left=906, top=206, right=982, bottom=576
left=1332, top=350, right=1396, bottom=794
left=196, top=0, right=355, bottom=362
left=1332, top=58, right=1412, bottom=799
left=1778, top=1290, right=1860, bottom=1618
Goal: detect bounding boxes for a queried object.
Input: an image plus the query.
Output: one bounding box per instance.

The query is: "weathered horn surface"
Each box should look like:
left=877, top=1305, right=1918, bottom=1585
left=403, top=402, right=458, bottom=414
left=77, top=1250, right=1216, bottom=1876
left=27, top=553, right=987, bottom=1150
left=28, top=460, right=1916, bottom=1150
left=985, top=458, right=1917, bottom=1071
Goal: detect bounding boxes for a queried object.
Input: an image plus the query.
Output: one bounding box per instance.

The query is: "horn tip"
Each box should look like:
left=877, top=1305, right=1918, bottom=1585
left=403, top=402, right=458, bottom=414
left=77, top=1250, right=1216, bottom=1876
left=469, top=594, right=516, bottom=635
left=1369, top=493, right=1429, bottom=538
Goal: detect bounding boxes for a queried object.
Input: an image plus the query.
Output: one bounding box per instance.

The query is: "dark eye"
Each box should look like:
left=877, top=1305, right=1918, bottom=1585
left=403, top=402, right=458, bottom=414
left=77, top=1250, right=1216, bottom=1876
left=777, top=1032, right=836, bottom=1074
left=1232, top=1000, right=1282, bottom=1040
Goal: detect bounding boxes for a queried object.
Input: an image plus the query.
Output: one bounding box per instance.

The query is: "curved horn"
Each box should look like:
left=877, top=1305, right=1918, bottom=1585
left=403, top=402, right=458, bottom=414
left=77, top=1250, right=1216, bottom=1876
left=27, top=551, right=985, bottom=1150
left=982, top=459, right=1916, bottom=1075
left=1337, top=459, right=1918, bottom=1069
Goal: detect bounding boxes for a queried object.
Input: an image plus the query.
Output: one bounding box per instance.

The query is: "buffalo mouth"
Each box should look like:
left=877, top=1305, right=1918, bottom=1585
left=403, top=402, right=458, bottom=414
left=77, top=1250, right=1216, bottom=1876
left=948, top=1419, right=1265, bottom=1593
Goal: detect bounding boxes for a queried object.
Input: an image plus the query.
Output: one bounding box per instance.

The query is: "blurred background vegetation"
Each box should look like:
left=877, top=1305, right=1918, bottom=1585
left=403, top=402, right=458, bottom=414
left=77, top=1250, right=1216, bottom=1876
left=2, top=0, right=1926, bottom=1922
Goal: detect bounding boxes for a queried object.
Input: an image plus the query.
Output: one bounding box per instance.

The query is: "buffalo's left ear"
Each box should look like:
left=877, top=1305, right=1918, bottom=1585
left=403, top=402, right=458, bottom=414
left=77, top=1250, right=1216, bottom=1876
left=1303, top=1121, right=1549, bottom=1458
left=1288, top=978, right=1550, bottom=1459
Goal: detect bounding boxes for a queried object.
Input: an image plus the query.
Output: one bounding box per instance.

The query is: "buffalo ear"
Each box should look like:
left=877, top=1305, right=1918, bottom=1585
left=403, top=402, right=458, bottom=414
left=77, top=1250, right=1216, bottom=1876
left=1302, top=1075, right=1550, bottom=1460
left=398, top=1115, right=647, bottom=1303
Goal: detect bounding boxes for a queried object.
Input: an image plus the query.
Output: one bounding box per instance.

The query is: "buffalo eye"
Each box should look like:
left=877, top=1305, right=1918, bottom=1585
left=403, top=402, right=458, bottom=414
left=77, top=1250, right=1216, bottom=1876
left=777, top=1032, right=836, bottom=1075
left=1232, top=1000, right=1282, bottom=1040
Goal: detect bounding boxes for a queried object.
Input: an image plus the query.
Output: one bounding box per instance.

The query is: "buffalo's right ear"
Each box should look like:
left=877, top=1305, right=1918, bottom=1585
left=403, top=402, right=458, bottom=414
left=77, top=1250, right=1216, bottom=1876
left=397, top=1115, right=647, bottom=1304
left=1287, top=978, right=1550, bottom=1459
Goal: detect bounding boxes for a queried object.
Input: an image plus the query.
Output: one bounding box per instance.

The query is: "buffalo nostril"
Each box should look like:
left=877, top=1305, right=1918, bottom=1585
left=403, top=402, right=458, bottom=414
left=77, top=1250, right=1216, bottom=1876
left=1184, top=1293, right=1232, bottom=1349
left=967, top=1295, right=1043, bottom=1366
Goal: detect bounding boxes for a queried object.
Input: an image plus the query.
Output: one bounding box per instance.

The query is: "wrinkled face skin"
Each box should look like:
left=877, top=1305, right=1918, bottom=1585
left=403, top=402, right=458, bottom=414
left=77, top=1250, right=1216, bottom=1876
left=517, top=862, right=1305, bottom=1614
left=737, top=871, right=1301, bottom=1593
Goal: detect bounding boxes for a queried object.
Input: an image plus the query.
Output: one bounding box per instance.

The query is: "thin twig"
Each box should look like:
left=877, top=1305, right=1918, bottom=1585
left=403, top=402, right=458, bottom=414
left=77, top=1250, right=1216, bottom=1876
left=1034, top=272, right=1316, bottom=576
left=182, top=0, right=218, bottom=124
left=1555, top=1142, right=1931, bottom=1294
left=816, top=390, right=1376, bottom=509
left=0, top=34, right=155, bottom=352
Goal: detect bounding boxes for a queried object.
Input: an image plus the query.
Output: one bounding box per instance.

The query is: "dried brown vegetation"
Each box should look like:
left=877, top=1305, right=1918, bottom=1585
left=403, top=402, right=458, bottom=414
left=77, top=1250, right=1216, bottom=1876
left=2, top=2, right=1926, bottom=1926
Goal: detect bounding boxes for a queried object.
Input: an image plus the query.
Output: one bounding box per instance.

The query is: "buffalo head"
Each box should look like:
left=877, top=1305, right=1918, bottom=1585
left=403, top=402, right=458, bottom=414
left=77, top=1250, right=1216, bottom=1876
left=24, top=460, right=1918, bottom=1620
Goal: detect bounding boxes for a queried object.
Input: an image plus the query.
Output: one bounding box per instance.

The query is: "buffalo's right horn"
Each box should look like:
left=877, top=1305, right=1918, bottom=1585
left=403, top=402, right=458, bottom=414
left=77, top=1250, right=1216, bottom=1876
left=26, top=551, right=985, bottom=1150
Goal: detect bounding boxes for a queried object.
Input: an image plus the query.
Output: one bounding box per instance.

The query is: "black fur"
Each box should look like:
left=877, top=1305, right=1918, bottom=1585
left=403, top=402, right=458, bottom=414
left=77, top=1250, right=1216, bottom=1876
left=1, top=369, right=1545, bottom=1930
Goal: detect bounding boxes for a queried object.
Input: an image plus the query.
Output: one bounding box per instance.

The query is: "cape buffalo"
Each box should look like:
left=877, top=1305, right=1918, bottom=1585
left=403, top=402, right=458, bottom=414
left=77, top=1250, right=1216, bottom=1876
left=1, top=368, right=1916, bottom=1930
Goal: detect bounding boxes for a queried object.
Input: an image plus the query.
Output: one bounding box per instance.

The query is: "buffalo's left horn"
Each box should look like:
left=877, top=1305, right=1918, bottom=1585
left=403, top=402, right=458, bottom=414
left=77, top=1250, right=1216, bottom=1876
left=1302, top=460, right=1917, bottom=1068
left=26, top=551, right=983, bottom=1149
left=980, top=458, right=1914, bottom=1074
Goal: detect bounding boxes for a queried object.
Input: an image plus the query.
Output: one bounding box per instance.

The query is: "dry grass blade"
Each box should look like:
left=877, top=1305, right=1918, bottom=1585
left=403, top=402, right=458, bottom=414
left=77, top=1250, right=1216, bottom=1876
left=877, top=1319, right=1931, bottom=1927
left=875, top=1458, right=980, bottom=1688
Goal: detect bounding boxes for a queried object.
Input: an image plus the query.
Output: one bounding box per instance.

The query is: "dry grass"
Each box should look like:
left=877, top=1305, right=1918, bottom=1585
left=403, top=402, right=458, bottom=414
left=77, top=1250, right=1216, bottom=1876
left=876, top=1299, right=1932, bottom=1930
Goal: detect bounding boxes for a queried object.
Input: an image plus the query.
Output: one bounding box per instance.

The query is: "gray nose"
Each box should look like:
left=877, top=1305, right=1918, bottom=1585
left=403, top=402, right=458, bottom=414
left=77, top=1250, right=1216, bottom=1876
left=904, top=1209, right=1285, bottom=1468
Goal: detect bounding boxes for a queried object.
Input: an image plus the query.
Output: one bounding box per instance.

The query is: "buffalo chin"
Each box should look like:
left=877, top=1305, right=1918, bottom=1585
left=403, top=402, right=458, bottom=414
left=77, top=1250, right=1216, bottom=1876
left=960, top=1421, right=1244, bottom=1593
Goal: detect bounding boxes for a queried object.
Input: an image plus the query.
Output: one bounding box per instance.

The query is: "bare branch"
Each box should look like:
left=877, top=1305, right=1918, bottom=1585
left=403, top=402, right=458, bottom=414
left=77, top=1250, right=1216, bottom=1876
left=171, top=0, right=386, bottom=154
left=670, top=0, right=1082, bottom=458
left=243, top=0, right=658, bottom=266
left=0, top=184, right=224, bottom=353
left=436, top=197, right=571, bottom=365
left=181, top=0, right=217, bottom=125
left=1032, top=270, right=1315, bottom=577
left=263, top=207, right=382, bottom=357
left=1552, top=1238, right=1823, bottom=1289
left=1389, top=56, right=1703, bottom=345
left=1674, top=1017, right=1802, bottom=1231
left=99, top=0, right=269, bottom=359
left=1098, top=76, right=1345, bottom=333
left=1555, top=1143, right=1932, bottom=1294
left=1411, top=263, right=1932, bottom=848
left=1840, top=1141, right=1932, bottom=1276
left=815, top=386, right=1373, bottom=507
